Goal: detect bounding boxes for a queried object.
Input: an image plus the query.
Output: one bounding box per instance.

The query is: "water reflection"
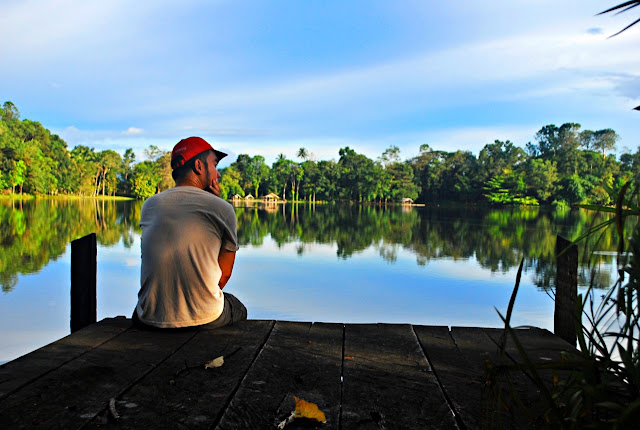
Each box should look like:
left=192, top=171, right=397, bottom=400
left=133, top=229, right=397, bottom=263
left=0, top=199, right=139, bottom=293
left=0, top=199, right=623, bottom=295
left=232, top=202, right=620, bottom=290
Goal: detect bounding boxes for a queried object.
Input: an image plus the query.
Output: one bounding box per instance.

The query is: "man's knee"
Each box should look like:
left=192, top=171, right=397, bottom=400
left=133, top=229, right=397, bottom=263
left=224, top=293, right=247, bottom=322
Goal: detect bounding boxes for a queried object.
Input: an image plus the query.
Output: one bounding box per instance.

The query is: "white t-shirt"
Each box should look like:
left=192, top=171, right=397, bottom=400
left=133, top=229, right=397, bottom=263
left=136, top=186, right=239, bottom=328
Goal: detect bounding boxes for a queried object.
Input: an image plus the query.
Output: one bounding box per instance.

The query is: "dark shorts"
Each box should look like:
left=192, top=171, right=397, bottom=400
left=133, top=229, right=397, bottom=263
left=132, top=293, right=248, bottom=330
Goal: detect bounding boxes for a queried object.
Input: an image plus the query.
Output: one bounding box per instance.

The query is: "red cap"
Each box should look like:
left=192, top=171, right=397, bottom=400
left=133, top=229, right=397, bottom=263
left=170, top=136, right=228, bottom=170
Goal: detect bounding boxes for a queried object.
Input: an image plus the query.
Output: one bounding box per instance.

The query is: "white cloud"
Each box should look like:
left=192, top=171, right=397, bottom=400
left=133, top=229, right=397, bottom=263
left=0, top=1, right=125, bottom=57
left=123, top=127, right=144, bottom=135
left=128, top=26, right=639, bottom=127
left=4, top=1, right=640, bottom=163
left=0, top=0, right=174, bottom=60
left=125, top=258, right=140, bottom=267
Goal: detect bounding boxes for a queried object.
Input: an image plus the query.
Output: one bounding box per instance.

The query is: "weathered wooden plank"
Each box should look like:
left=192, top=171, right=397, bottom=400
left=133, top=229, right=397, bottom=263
left=482, top=327, right=577, bottom=364
left=481, top=326, right=579, bottom=427
left=449, top=326, right=533, bottom=429
left=71, top=233, right=97, bottom=333
left=416, top=326, right=555, bottom=430
left=417, top=326, right=579, bottom=430
left=84, top=320, right=275, bottom=430
left=341, top=324, right=457, bottom=429
left=0, top=319, right=578, bottom=430
left=0, top=324, right=195, bottom=430
left=215, top=321, right=343, bottom=430
left=413, top=325, right=482, bottom=430
left=484, top=328, right=579, bottom=427
left=0, top=317, right=131, bottom=401
left=449, top=326, right=557, bottom=430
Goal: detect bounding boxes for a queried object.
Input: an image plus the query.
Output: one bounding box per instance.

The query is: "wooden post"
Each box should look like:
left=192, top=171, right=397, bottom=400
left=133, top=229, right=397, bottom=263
left=71, top=233, right=97, bottom=333
left=555, top=235, right=577, bottom=346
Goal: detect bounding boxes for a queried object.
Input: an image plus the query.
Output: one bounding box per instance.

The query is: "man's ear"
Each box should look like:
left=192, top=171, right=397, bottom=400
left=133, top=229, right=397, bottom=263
left=193, top=158, right=204, bottom=175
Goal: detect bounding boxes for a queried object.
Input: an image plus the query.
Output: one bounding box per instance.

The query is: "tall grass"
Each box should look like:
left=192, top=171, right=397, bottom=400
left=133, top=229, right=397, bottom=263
left=486, top=183, right=640, bottom=428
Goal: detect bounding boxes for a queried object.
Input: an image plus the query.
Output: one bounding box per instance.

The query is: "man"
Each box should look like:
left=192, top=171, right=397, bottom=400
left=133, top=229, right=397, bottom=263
left=133, top=136, right=247, bottom=329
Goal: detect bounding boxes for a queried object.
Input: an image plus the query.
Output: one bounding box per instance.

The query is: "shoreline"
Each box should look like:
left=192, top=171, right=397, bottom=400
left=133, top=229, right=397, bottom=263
left=0, top=194, right=134, bottom=201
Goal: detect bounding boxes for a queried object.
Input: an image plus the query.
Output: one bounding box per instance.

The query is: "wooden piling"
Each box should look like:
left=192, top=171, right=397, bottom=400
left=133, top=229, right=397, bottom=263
left=555, top=235, right=578, bottom=346
left=71, top=233, right=97, bottom=333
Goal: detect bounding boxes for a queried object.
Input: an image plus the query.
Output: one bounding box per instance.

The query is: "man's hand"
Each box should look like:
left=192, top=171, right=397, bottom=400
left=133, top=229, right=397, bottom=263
left=207, top=176, right=221, bottom=197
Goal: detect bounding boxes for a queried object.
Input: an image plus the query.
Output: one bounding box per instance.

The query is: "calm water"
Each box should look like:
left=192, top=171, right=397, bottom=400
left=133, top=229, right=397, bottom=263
left=0, top=199, right=620, bottom=364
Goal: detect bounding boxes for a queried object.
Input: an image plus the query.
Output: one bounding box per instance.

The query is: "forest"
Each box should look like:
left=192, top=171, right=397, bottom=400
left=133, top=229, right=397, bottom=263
left=2, top=100, right=638, bottom=206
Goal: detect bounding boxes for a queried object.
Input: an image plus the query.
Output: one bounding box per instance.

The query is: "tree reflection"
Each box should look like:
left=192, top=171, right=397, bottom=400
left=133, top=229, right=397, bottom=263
left=0, top=200, right=623, bottom=293
left=0, top=199, right=141, bottom=292
left=233, top=202, right=622, bottom=289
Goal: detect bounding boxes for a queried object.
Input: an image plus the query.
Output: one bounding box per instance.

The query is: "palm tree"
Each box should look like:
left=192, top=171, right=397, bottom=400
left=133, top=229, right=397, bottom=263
left=600, top=2, right=640, bottom=110
left=599, top=1, right=640, bottom=36
left=297, top=147, right=308, bottom=161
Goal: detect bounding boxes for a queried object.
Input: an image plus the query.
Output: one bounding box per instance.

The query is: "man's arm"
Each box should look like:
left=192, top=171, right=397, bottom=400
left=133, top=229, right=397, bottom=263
left=218, top=247, right=236, bottom=289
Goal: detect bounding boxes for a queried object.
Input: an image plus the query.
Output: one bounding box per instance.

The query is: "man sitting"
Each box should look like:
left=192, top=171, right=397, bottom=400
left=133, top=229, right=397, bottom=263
left=133, top=136, right=247, bottom=329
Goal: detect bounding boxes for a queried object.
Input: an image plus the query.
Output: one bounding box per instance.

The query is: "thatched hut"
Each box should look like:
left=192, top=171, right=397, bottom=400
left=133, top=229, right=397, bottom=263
left=263, top=192, right=280, bottom=202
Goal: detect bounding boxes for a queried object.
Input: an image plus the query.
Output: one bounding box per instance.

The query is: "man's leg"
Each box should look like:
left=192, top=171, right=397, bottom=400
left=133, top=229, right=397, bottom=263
left=200, top=293, right=247, bottom=329
left=131, top=308, right=162, bottom=330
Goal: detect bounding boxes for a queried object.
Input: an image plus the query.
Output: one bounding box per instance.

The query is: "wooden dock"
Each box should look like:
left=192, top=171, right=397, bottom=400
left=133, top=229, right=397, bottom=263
left=0, top=318, right=574, bottom=429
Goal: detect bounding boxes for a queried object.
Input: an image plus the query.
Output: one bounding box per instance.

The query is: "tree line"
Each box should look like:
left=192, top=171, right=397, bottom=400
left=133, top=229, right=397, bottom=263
left=2, top=100, right=639, bottom=205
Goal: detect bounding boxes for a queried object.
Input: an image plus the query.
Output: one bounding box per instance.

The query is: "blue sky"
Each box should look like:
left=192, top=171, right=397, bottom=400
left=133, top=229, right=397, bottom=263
left=1, top=0, right=639, bottom=167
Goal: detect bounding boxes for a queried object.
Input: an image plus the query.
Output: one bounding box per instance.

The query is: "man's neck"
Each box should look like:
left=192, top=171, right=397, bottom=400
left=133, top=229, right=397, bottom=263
left=175, top=177, right=203, bottom=189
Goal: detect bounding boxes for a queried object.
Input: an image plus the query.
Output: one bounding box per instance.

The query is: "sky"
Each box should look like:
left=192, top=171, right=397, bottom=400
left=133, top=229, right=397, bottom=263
left=1, top=0, right=639, bottom=167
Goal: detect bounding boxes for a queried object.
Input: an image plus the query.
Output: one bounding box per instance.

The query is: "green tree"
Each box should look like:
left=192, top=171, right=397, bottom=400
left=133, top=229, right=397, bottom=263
left=10, top=159, right=26, bottom=195
left=315, top=160, right=338, bottom=201
left=131, top=161, right=161, bottom=199
left=484, top=170, right=538, bottom=206
left=96, top=150, right=122, bottom=196
left=386, top=162, right=418, bottom=202
left=1, top=101, right=19, bottom=121
left=440, top=150, right=479, bottom=202
left=270, top=154, right=293, bottom=199
left=558, top=174, right=587, bottom=204
left=219, top=165, right=244, bottom=199
left=337, top=147, right=378, bottom=201
left=300, top=159, right=319, bottom=201
left=233, top=154, right=253, bottom=195
left=248, top=155, right=269, bottom=198
left=155, top=151, right=173, bottom=193
left=289, top=162, right=304, bottom=201
left=70, top=146, right=99, bottom=196
left=524, top=158, right=558, bottom=203
left=119, top=148, right=136, bottom=195
left=478, top=140, right=526, bottom=182
left=410, top=144, right=447, bottom=202
left=297, top=147, right=309, bottom=161
left=593, top=128, right=619, bottom=158
left=380, top=145, right=401, bottom=167
left=529, top=123, right=581, bottom=176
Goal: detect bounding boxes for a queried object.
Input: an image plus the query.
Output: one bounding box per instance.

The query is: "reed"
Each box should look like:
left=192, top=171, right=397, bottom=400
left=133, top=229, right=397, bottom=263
left=486, top=182, right=640, bottom=428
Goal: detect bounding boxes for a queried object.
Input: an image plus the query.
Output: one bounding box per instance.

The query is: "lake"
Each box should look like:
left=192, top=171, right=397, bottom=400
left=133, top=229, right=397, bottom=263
left=0, top=198, right=619, bottom=364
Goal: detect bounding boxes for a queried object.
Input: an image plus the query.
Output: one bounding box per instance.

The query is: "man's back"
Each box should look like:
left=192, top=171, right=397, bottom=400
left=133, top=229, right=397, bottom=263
left=137, top=186, right=239, bottom=328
